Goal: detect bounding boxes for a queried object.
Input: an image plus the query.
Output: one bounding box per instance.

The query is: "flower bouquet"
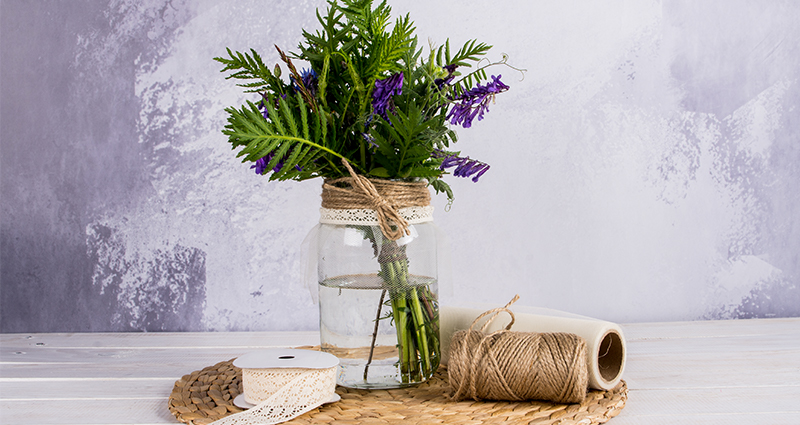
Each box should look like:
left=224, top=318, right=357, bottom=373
left=215, top=0, right=516, bottom=387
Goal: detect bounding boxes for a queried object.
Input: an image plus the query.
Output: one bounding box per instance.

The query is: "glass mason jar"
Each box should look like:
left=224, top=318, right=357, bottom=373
left=317, top=208, right=439, bottom=389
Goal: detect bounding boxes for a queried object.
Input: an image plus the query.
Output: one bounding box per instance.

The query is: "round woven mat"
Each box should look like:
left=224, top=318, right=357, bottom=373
left=168, top=355, right=627, bottom=425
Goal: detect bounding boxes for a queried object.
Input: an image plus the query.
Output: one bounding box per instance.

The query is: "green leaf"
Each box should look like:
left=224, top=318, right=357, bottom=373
left=429, top=178, right=454, bottom=201
left=368, top=167, right=391, bottom=178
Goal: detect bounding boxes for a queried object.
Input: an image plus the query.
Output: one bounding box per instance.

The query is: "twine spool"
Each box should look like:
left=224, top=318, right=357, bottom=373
left=439, top=305, right=627, bottom=391
left=321, top=159, right=430, bottom=240
left=448, top=296, right=589, bottom=404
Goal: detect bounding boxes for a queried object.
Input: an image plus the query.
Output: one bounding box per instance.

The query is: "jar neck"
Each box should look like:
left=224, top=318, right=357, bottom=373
left=318, top=206, right=434, bottom=226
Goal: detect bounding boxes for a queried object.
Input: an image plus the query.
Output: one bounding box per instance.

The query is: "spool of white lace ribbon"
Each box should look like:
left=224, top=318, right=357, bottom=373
left=210, top=349, right=340, bottom=425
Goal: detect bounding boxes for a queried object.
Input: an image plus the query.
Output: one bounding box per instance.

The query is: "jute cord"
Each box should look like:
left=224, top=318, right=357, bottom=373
left=448, top=295, right=590, bottom=404
left=321, top=159, right=431, bottom=240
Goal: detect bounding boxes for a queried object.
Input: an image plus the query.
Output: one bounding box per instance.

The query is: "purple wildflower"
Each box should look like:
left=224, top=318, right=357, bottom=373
left=251, top=149, right=303, bottom=175
left=434, top=64, right=458, bottom=89
left=372, top=72, right=404, bottom=120
left=436, top=151, right=490, bottom=182
left=258, top=93, right=286, bottom=120
left=292, top=68, right=318, bottom=97
left=447, top=75, right=509, bottom=128
left=258, top=94, right=271, bottom=119
left=251, top=154, right=274, bottom=174
left=361, top=132, right=378, bottom=149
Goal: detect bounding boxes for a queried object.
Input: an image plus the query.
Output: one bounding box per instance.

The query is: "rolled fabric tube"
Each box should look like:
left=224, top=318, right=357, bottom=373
left=441, top=303, right=626, bottom=391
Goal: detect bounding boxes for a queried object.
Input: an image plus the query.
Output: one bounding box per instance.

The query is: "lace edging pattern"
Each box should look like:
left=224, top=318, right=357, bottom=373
left=319, top=206, right=434, bottom=225
left=209, top=367, right=337, bottom=425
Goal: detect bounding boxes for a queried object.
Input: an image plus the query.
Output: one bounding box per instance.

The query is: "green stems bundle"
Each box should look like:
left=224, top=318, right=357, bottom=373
left=375, top=239, right=439, bottom=382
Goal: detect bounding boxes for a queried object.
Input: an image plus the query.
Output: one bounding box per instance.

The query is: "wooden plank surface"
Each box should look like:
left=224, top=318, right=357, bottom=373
left=1, top=320, right=798, bottom=425
left=0, top=332, right=318, bottom=425
left=612, top=318, right=800, bottom=425
left=1, top=331, right=321, bottom=349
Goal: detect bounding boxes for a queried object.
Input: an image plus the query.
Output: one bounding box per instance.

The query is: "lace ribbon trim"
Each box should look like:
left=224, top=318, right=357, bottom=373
left=319, top=206, right=434, bottom=226
left=210, top=367, right=337, bottom=425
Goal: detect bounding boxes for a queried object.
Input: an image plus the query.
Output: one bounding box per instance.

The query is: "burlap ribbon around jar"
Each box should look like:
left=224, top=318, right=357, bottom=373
left=321, top=159, right=431, bottom=240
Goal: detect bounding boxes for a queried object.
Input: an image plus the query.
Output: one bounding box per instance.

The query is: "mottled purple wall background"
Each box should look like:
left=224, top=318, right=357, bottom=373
left=1, top=0, right=798, bottom=332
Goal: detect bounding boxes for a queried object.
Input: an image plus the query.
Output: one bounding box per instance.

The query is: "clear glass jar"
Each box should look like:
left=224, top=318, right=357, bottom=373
left=317, top=220, right=439, bottom=389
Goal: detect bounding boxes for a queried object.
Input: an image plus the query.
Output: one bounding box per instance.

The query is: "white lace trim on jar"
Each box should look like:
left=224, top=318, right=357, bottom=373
left=319, top=205, right=434, bottom=225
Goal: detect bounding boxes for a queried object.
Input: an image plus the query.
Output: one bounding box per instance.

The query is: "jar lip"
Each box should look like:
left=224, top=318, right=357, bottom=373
left=319, top=206, right=434, bottom=225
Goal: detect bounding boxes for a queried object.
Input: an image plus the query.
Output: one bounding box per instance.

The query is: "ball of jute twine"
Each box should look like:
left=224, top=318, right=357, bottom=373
left=321, top=158, right=431, bottom=240
left=448, top=295, right=589, bottom=404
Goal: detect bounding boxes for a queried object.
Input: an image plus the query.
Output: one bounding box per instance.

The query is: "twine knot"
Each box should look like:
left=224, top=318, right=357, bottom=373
left=448, top=295, right=589, bottom=404
left=320, top=159, right=431, bottom=240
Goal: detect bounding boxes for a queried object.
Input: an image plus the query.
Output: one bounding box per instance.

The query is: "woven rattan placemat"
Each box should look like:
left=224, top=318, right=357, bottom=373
left=168, top=355, right=627, bottom=425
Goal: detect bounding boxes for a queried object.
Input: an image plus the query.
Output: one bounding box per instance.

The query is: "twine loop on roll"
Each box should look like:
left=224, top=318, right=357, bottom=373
left=321, top=159, right=430, bottom=240
left=448, top=295, right=589, bottom=404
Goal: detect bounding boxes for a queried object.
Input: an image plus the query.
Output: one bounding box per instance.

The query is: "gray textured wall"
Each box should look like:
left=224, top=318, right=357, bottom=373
left=1, top=0, right=799, bottom=333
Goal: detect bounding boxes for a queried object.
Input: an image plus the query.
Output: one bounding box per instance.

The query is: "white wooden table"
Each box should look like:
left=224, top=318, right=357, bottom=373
left=1, top=318, right=798, bottom=424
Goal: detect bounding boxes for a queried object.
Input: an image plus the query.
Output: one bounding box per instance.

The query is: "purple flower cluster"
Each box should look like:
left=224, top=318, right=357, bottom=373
left=292, top=68, right=318, bottom=97
left=434, top=64, right=458, bottom=89
left=361, top=132, right=378, bottom=149
left=372, top=72, right=404, bottom=120
left=251, top=154, right=278, bottom=175
left=251, top=150, right=302, bottom=175
left=437, top=152, right=490, bottom=182
left=258, top=93, right=286, bottom=120
left=251, top=155, right=273, bottom=174
left=446, top=75, right=509, bottom=128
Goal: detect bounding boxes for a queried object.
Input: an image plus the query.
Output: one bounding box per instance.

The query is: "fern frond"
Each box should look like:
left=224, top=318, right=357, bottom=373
left=279, top=96, right=300, bottom=137
left=221, top=93, right=350, bottom=181
left=214, top=48, right=286, bottom=93
left=448, top=39, right=492, bottom=67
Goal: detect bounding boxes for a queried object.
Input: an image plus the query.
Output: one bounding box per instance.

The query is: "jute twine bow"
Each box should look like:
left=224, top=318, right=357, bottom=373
left=448, top=295, right=589, bottom=404
left=320, top=159, right=431, bottom=240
